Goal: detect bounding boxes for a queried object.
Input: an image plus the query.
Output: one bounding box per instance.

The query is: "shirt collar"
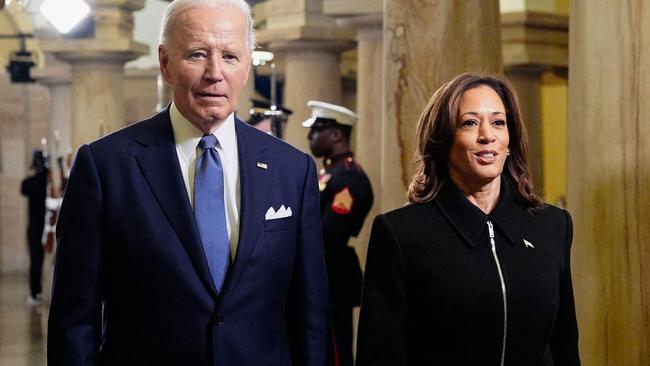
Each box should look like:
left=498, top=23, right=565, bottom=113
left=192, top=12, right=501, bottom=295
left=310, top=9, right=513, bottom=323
left=434, top=175, right=524, bottom=248
left=169, top=102, right=237, bottom=162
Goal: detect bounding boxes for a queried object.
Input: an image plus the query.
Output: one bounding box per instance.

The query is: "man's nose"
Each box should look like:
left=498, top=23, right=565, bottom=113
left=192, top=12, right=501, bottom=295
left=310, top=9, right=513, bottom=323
left=204, top=55, right=224, bottom=81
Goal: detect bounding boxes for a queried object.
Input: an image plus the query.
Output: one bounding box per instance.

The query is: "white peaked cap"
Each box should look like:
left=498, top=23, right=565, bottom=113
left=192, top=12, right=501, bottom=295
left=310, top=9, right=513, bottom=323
left=301, top=100, right=358, bottom=128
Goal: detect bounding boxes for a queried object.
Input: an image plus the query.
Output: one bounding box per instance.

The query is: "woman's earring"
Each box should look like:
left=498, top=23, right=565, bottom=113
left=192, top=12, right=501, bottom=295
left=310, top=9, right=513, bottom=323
left=507, top=150, right=510, bottom=156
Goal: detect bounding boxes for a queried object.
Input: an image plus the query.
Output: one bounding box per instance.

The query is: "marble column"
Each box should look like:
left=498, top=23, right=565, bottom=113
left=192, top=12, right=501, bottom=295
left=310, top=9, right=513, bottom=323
left=568, top=1, right=650, bottom=365
left=124, top=67, right=160, bottom=124
left=502, top=11, right=568, bottom=197
left=256, top=0, right=355, bottom=151
left=41, top=0, right=148, bottom=151
left=335, top=14, right=382, bottom=269
left=505, top=66, right=546, bottom=192
left=269, top=40, right=350, bottom=152
left=33, top=64, right=73, bottom=193
left=381, top=0, right=503, bottom=211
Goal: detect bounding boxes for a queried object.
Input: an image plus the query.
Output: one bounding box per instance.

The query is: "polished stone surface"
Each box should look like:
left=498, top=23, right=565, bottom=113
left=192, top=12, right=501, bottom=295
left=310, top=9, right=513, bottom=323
left=0, top=269, right=51, bottom=366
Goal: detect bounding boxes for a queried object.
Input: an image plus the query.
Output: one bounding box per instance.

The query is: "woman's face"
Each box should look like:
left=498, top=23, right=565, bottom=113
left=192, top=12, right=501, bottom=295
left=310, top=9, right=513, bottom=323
left=447, top=85, right=510, bottom=188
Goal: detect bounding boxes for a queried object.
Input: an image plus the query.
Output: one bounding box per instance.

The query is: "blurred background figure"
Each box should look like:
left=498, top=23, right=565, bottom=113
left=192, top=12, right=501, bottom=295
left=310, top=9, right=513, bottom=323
left=303, top=100, right=374, bottom=366
left=245, top=99, right=292, bottom=137
left=20, top=150, right=49, bottom=306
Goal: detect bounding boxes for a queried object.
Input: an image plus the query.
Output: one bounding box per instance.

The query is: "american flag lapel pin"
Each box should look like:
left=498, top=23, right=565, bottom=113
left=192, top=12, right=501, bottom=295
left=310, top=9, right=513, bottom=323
left=256, top=162, right=268, bottom=170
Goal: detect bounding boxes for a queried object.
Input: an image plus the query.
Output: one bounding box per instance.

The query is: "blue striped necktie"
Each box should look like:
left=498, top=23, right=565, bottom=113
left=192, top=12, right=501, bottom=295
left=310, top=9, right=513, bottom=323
left=194, top=134, right=230, bottom=292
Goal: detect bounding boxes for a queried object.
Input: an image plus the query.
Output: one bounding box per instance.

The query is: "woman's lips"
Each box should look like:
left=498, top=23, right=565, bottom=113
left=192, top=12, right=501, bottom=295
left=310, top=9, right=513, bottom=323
left=474, top=150, right=498, bottom=164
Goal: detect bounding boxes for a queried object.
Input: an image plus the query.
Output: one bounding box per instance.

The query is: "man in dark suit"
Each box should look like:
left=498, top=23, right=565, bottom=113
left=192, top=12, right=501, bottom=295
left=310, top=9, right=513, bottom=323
left=47, top=0, right=329, bottom=365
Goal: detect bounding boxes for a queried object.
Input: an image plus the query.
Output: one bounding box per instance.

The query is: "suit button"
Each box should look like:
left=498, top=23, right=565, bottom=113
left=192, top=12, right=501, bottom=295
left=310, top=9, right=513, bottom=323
left=215, top=315, right=224, bottom=326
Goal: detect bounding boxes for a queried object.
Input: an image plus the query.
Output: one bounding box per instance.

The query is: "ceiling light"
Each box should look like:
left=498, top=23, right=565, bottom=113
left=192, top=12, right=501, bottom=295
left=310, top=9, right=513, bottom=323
left=252, top=51, right=274, bottom=66
left=40, top=0, right=90, bottom=34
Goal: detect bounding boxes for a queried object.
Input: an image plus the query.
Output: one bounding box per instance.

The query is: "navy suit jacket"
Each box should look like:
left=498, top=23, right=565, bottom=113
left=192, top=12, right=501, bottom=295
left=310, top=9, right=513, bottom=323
left=48, top=109, right=329, bottom=366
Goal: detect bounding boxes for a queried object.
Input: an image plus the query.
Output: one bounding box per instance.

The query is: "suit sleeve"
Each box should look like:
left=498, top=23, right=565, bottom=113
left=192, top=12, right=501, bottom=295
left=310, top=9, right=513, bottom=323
left=288, top=154, right=329, bottom=366
left=549, top=210, right=581, bottom=365
left=48, top=144, right=104, bottom=366
left=356, top=214, right=408, bottom=366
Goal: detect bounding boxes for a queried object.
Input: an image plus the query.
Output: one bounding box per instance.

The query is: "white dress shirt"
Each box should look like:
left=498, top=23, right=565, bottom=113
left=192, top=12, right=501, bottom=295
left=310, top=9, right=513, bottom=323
left=169, top=103, right=241, bottom=260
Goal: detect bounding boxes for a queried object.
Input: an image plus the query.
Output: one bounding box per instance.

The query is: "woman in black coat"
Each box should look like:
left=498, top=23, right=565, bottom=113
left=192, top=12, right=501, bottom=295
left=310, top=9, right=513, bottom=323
left=356, top=73, right=580, bottom=366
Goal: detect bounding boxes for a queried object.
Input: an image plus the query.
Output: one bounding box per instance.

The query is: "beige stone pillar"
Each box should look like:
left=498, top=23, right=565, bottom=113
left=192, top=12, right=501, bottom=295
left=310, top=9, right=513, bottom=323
left=34, top=64, right=73, bottom=192
left=335, top=12, right=382, bottom=270
left=381, top=0, right=503, bottom=211
left=568, top=1, right=650, bottom=365
left=256, top=0, right=355, bottom=151
left=124, top=67, right=159, bottom=124
left=505, top=66, right=545, bottom=191
left=269, top=40, right=349, bottom=153
left=502, top=11, right=568, bottom=197
left=41, top=0, right=148, bottom=151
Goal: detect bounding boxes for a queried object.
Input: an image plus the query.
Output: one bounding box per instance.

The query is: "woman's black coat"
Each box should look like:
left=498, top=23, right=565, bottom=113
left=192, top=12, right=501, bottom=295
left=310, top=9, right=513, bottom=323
left=356, top=177, right=580, bottom=366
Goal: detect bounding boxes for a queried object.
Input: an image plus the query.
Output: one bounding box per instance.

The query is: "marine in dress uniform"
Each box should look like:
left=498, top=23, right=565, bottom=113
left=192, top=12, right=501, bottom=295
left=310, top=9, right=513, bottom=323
left=303, top=101, right=374, bottom=366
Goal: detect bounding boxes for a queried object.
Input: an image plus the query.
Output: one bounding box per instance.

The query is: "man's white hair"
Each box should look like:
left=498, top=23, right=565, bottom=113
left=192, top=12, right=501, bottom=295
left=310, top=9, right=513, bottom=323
left=159, top=0, right=257, bottom=54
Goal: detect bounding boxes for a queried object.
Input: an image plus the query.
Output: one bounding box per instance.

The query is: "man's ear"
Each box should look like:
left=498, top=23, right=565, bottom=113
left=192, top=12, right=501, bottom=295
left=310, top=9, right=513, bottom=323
left=159, top=45, right=172, bottom=84
left=329, top=127, right=343, bottom=143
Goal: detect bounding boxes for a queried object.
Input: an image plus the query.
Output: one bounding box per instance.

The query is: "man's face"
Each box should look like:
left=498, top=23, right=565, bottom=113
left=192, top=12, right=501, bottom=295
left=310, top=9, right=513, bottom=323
left=159, top=5, right=251, bottom=131
left=307, top=126, right=335, bottom=158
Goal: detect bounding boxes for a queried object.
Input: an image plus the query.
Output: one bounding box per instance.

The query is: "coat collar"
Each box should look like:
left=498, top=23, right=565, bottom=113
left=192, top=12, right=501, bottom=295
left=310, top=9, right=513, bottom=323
left=434, top=175, right=524, bottom=248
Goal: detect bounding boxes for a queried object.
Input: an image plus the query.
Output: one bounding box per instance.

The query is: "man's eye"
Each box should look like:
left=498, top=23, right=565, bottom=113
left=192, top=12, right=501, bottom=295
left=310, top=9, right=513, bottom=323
left=223, top=54, right=238, bottom=61
left=190, top=52, right=205, bottom=59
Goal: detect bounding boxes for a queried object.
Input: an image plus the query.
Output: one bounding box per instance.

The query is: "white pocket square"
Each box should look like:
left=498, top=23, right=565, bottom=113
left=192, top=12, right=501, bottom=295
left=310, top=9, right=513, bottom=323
left=265, top=205, right=293, bottom=220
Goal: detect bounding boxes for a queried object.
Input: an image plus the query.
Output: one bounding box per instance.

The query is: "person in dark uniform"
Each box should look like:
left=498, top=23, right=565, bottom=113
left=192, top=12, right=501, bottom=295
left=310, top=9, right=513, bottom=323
left=246, top=99, right=293, bottom=137
left=303, top=100, right=374, bottom=366
left=20, top=150, right=48, bottom=305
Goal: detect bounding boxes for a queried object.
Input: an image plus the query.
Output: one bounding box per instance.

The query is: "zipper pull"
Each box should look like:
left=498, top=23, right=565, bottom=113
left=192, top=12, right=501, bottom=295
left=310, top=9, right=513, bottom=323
left=487, top=220, right=495, bottom=238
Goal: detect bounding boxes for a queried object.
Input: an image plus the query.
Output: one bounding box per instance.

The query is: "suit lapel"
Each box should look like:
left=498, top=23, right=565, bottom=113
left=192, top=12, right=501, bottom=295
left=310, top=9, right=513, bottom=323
left=222, top=120, right=268, bottom=296
left=133, top=110, right=219, bottom=298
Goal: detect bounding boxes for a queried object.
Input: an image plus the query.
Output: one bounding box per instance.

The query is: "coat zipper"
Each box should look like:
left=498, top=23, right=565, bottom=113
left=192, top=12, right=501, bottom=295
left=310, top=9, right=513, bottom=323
left=487, top=220, right=507, bottom=366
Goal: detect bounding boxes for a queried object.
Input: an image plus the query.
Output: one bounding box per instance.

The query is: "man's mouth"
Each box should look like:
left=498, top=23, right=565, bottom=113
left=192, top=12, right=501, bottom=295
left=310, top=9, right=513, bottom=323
left=197, top=92, right=226, bottom=98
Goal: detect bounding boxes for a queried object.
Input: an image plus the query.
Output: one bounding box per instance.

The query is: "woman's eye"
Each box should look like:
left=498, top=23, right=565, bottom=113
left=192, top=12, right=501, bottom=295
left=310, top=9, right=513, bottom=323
left=461, top=120, right=478, bottom=127
left=492, top=119, right=506, bottom=126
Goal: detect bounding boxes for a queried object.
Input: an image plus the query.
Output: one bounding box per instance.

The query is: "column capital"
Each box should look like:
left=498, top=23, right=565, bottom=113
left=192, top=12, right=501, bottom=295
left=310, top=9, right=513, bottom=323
left=92, top=0, right=146, bottom=39
left=41, top=38, right=149, bottom=64
left=337, top=14, right=382, bottom=41
left=32, top=66, right=72, bottom=86
left=323, top=0, right=382, bottom=15
left=257, top=25, right=355, bottom=46
left=268, top=39, right=355, bottom=54
left=502, top=11, right=568, bottom=69
left=92, top=0, right=146, bottom=11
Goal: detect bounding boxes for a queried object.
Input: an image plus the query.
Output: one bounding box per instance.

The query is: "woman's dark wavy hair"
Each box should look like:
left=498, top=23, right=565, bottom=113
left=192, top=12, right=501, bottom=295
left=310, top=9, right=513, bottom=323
left=407, top=73, right=543, bottom=209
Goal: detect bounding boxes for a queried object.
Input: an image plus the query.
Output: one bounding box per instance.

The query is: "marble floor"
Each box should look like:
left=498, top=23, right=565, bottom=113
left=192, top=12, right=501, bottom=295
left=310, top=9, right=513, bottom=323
left=0, top=266, right=51, bottom=366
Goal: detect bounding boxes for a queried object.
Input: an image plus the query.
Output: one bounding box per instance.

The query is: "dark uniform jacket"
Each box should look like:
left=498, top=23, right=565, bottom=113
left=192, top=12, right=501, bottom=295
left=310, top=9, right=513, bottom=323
left=21, top=170, right=47, bottom=237
left=319, top=152, right=373, bottom=307
left=357, top=176, right=580, bottom=366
